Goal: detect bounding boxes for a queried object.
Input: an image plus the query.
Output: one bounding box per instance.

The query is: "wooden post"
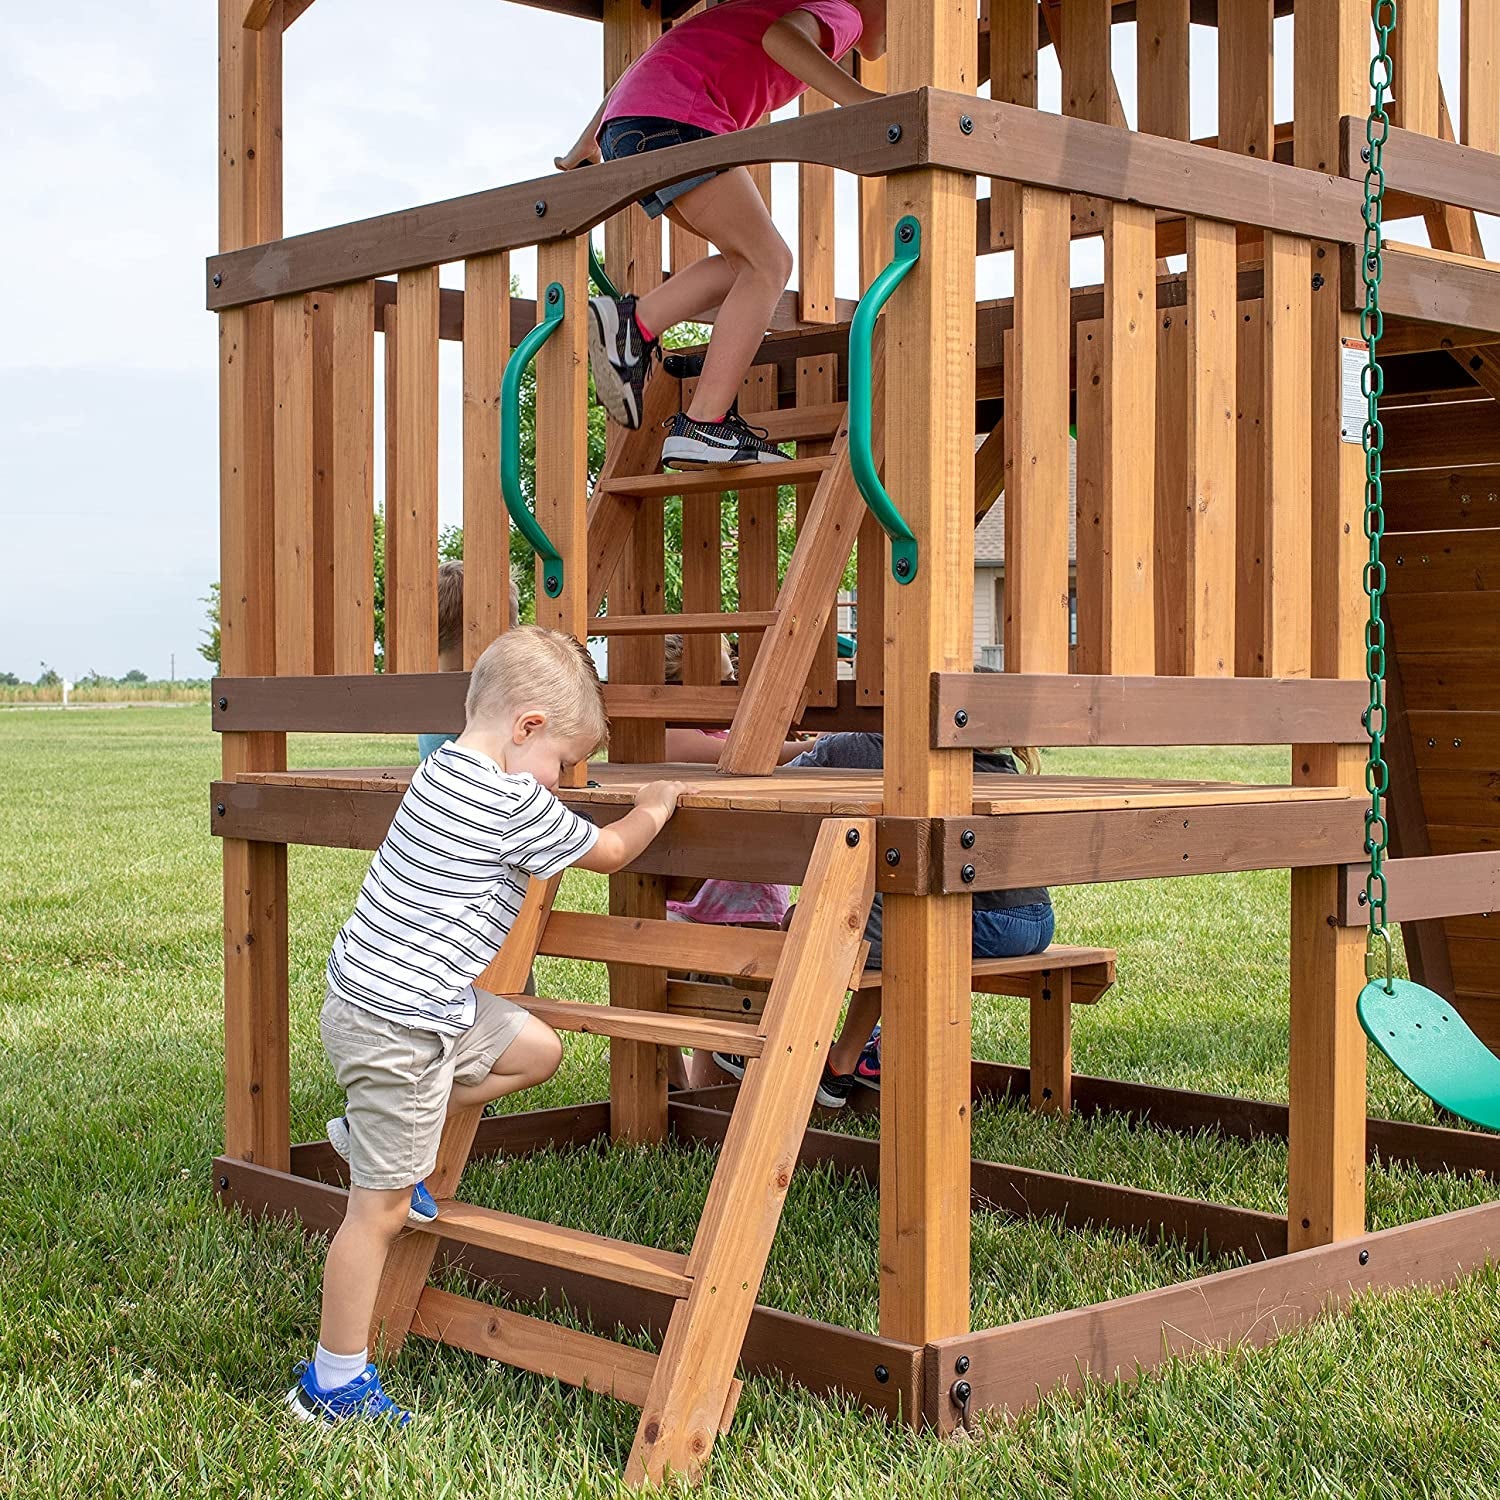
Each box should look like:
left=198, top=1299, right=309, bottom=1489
left=879, top=0, right=976, bottom=1351
left=603, top=0, right=671, bottom=1145
left=219, top=0, right=288, bottom=1170
left=1028, top=970, right=1072, bottom=1116
left=1289, top=0, right=1369, bottom=1252
left=272, top=294, right=315, bottom=677
left=1464, top=0, right=1500, bottom=154
left=330, top=281, right=374, bottom=675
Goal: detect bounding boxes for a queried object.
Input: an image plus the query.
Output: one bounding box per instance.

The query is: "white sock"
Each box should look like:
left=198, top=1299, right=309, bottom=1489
left=313, top=1343, right=368, bottom=1392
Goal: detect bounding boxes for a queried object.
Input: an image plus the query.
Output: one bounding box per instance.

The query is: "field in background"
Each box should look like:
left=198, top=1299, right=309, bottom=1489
left=2, top=706, right=1497, bottom=1499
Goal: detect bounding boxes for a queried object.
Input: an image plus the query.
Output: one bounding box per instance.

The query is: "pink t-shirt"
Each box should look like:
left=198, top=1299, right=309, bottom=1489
left=603, top=0, right=865, bottom=137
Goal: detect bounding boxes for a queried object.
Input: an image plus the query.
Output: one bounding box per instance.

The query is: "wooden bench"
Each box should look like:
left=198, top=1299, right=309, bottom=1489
left=850, top=946, right=1115, bottom=1116
left=666, top=944, right=1116, bottom=1118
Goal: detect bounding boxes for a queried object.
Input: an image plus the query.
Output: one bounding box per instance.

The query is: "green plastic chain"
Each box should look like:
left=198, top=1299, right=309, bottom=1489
left=1361, top=2, right=1397, bottom=988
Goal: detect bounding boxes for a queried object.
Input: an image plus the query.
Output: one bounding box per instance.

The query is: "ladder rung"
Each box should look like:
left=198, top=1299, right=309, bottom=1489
left=540, top=911, right=786, bottom=980
left=665, top=978, right=769, bottom=1023
left=591, top=610, right=778, bottom=637
left=758, top=402, right=846, bottom=444
left=601, top=455, right=835, bottom=499
left=416, top=1202, right=692, bottom=1298
left=516, top=996, right=766, bottom=1057
left=602, top=684, right=742, bottom=722
left=412, top=1286, right=659, bottom=1405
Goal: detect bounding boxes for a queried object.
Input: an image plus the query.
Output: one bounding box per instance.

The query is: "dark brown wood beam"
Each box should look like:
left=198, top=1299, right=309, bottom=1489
left=1338, top=852, right=1500, bottom=926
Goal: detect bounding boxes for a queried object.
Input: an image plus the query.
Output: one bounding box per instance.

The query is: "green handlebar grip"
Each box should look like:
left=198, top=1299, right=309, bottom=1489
left=849, top=216, right=921, bottom=585
left=588, top=240, right=620, bottom=302
left=501, top=283, right=567, bottom=599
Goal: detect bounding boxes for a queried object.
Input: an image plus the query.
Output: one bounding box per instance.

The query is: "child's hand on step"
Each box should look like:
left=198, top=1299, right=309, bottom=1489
left=634, top=780, right=695, bottom=822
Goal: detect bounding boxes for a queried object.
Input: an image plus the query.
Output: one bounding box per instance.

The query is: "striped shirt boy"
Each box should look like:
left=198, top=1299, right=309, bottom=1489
left=327, top=742, right=599, bottom=1035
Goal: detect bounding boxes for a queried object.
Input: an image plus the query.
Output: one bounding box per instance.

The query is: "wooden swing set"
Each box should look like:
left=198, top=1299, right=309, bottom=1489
left=212, top=0, right=1500, bottom=1485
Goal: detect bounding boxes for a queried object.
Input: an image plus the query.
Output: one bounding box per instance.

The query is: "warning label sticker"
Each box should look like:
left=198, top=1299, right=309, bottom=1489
left=1341, top=337, right=1369, bottom=444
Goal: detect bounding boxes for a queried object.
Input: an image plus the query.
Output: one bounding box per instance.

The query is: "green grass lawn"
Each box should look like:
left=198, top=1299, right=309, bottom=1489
left=2, top=706, right=1498, bottom=1499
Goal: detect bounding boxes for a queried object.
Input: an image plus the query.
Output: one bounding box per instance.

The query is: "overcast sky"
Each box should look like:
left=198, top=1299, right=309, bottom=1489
left=0, top=3, right=1486, bottom=681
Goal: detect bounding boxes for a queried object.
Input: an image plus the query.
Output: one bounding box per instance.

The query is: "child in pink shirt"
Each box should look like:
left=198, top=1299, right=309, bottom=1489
left=557, top=0, right=887, bottom=469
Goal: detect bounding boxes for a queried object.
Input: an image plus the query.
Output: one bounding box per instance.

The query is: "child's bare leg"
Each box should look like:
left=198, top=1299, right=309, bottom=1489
left=318, top=1186, right=412, bottom=1357
left=635, top=249, right=738, bottom=334
left=448, top=1015, right=563, bottom=1111
left=637, top=168, right=792, bottom=421
left=828, top=990, right=881, bottom=1077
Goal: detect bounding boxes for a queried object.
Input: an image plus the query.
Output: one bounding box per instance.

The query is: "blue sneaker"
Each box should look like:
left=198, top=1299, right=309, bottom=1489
left=285, top=1360, right=411, bottom=1427
left=327, top=1116, right=439, bottom=1224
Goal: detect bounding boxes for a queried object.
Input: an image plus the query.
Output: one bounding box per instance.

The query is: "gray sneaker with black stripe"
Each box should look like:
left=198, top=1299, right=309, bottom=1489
left=587, top=293, right=656, bottom=429
left=661, top=410, right=788, bottom=469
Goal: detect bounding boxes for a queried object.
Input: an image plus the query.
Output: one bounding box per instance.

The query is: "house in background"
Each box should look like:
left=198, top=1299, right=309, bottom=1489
left=973, top=436, right=1078, bottom=669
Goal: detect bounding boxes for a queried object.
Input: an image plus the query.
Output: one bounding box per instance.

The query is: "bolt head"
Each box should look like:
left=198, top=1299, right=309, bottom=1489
left=955, top=1355, right=970, bottom=1374
left=217, top=1175, right=229, bottom=1190
left=894, top=557, right=912, bottom=577
left=959, top=114, right=974, bottom=135
left=897, top=223, right=914, bottom=244
left=960, top=829, right=975, bottom=849
left=1359, top=1249, right=1370, bottom=1265
left=215, top=803, right=226, bottom=817
left=845, top=828, right=861, bottom=847
left=954, top=708, right=968, bottom=727
left=874, top=1364, right=889, bottom=1383
left=885, top=848, right=901, bottom=866
left=961, top=863, right=976, bottom=884
left=545, top=575, right=559, bottom=592
left=886, top=124, right=902, bottom=143
left=212, top=272, right=223, bottom=288
left=1361, top=146, right=1372, bottom=163
left=534, top=200, right=547, bottom=216
left=952, top=1379, right=972, bottom=1404
left=547, top=285, right=560, bottom=305
left=217, top=696, right=228, bottom=711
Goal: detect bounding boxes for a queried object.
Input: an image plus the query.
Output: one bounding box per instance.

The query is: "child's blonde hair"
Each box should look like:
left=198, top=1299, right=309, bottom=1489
left=438, top=560, right=521, bottom=656
left=1012, top=746, right=1040, bottom=775
left=466, top=626, right=609, bottom=749
left=664, top=632, right=733, bottom=686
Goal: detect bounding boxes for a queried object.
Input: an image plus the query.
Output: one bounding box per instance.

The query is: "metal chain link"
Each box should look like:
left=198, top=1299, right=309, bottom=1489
left=1362, top=2, right=1397, bottom=990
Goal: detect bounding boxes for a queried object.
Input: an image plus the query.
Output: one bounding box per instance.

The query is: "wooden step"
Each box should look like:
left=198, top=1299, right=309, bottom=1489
left=539, top=911, right=787, bottom=980
left=852, top=945, right=1117, bottom=1004
left=591, top=610, right=778, bottom=636
left=415, top=1202, right=693, bottom=1298
left=758, top=402, right=846, bottom=444
left=600, top=455, right=836, bottom=499
left=411, top=1286, right=743, bottom=1428
left=602, top=684, right=742, bottom=722
left=515, top=996, right=766, bottom=1056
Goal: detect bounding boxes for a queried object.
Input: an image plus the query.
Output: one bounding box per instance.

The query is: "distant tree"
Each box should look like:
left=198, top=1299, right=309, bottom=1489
left=36, top=668, right=60, bottom=689
left=122, top=669, right=148, bottom=684
left=199, top=583, right=221, bottom=672
left=0, top=671, right=18, bottom=686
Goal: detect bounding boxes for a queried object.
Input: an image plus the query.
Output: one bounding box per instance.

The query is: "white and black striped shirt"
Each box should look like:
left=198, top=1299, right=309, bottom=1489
left=326, top=743, right=598, bottom=1035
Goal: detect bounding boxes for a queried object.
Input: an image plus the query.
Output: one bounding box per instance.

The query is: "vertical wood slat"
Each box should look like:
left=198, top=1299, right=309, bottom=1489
left=1101, top=204, right=1157, bottom=674
left=796, top=354, right=839, bottom=704
left=1054, top=0, right=1110, bottom=240
left=797, top=92, right=836, bottom=325
left=1464, top=0, right=1500, bottom=153
left=331, top=281, right=375, bottom=674
left=856, top=54, right=888, bottom=293
left=1004, top=189, right=1072, bottom=673
left=1217, top=1, right=1274, bottom=160
left=382, top=302, right=399, bottom=668
left=272, top=293, right=314, bottom=676
left=533, top=239, right=591, bottom=663
left=1234, top=300, right=1266, bottom=677
left=310, top=293, right=335, bottom=674
left=1263, top=234, right=1312, bottom=678
left=1135, top=0, right=1189, bottom=142
left=1185, top=220, right=1238, bottom=676
left=678, top=374, right=725, bottom=688
left=987, top=0, right=1036, bottom=249
left=1073, top=321, right=1104, bottom=676
left=1153, top=311, right=1188, bottom=676
left=734, top=366, right=781, bottom=682
left=387, top=267, right=440, bottom=673
left=461, top=252, right=512, bottom=669
left=1389, top=0, right=1439, bottom=136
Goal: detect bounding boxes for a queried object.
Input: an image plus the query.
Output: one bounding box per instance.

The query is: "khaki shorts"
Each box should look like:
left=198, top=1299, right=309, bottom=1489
left=320, top=988, right=529, bottom=1190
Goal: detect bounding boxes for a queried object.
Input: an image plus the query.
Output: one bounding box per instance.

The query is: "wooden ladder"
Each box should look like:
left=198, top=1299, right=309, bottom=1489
left=586, top=339, right=884, bottom=775
left=367, top=818, right=875, bottom=1487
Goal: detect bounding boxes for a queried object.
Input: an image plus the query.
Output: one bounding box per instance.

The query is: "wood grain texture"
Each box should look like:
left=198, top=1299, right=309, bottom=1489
left=1465, top=0, right=1500, bottom=153
left=330, top=282, right=374, bottom=674
left=1233, top=300, right=1267, bottom=675
left=1136, top=0, right=1189, bottom=142
left=1154, top=310, right=1189, bottom=675
left=1389, top=0, right=1439, bottom=137
left=310, top=292, right=334, bottom=675
left=1073, top=320, right=1104, bottom=674
left=797, top=91, right=836, bottom=325
left=986, top=0, right=1037, bottom=248
left=272, top=294, right=314, bottom=675
left=515, top=997, right=764, bottom=1056
left=797, top=353, right=841, bottom=706
left=1028, top=970, right=1072, bottom=1115
left=461, top=252, right=510, bottom=668
left=388, top=266, right=439, bottom=673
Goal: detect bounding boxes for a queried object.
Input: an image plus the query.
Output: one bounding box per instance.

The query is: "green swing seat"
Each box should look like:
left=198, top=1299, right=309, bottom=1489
left=1358, top=979, right=1500, bottom=1131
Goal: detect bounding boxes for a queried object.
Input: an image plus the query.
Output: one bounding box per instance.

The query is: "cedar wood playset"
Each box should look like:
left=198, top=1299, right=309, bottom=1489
left=209, top=0, right=1500, bottom=1485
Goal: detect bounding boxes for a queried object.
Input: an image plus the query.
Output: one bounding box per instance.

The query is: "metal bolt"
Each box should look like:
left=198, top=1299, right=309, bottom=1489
left=1311, top=273, right=1326, bottom=290
left=952, top=1379, right=972, bottom=1407
left=887, top=124, right=902, bottom=143
left=897, top=222, right=915, bottom=244
left=885, top=848, right=901, bottom=866
left=960, top=829, right=975, bottom=849
left=961, top=863, right=976, bottom=884
left=217, top=696, right=228, bottom=711
left=1359, top=1249, right=1370, bottom=1265
left=1358, top=891, right=1368, bottom=907
left=959, top=114, right=974, bottom=135
left=955, top=1355, right=970, bottom=1375
left=534, top=200, right=547, bottom=217
left=217, top=1175, right=229, bottom=1190
left=954, top=708, right=968, bottom=728
left=894, top=557, right=912, bottom=577
left=874, top=1364, right=889, bottom=1383
left=846, top=828, right=861, bottom=847
left=547, top=285, right=560, bottom=305
left=545, top=575, right=559, bottom=592
left=1361, top=146, right=1372, bottom=163
left=212, top=272, right=223, bottom=288
left=216, top=803, right=226, bottom=817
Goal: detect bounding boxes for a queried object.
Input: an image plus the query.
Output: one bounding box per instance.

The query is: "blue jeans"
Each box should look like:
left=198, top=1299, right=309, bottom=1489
left=599, top=115, right=718, bottom=220
left=860, top=900, right=1054, bottom=970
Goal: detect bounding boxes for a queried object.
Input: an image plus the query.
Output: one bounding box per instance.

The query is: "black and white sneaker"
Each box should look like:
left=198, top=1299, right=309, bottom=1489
left=661, top=410, right=788, bottom=470
left=587, top=294, right=656, bottom=429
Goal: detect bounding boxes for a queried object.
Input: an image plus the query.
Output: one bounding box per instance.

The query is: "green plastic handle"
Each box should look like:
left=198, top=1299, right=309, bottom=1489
left=849, top=216, right=921, bottom=584
left=501, top=283, right=567, bottom=599
left=588, top=240, right=620, bottom=302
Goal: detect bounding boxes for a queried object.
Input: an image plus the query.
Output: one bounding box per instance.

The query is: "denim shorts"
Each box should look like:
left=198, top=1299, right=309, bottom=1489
left=848, top=898, right=1055, bottom=972
left=600, top=115, right=719, bottom=220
